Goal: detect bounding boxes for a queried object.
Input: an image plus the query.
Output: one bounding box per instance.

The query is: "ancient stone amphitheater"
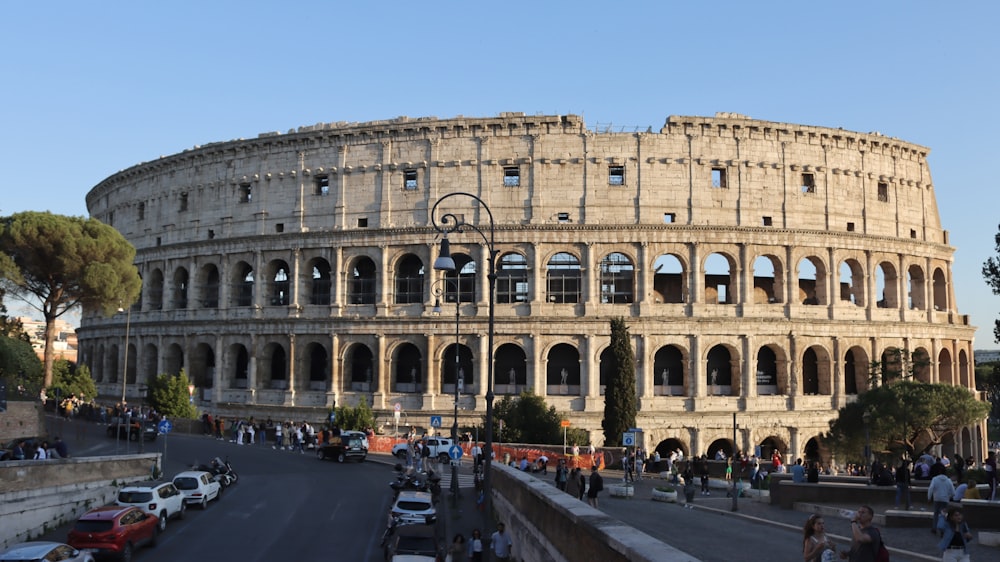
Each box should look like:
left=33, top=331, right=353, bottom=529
left=78, top=112, right=981, bottom=461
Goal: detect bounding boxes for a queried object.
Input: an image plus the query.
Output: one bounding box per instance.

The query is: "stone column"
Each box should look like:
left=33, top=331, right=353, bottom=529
left=247, top=334, right=258, bottom=398
left=743, top=335, right=756, bottom=398
left=581, top=242, right=594, bottom=306
left=690, top=334, right=703, bottom=397
left=637, top=242, right=650, bottom=305
left=531, top=334, right=545, bottom=396
left=290, top=248, right=301, bottom=310
left=373, top=334, right=387, bottom=409
left=329, top=333, right=340, bottom=398
left=689, top=242, right=702, bottom=305
left=583, top=334, right=598, bottom=401
left=287, top=334, right=297, bottom=403
left=378, top=246, right=390, bottom=315
left=788, top=333, right=799, bottom=397
left=253, top=251, right=264, bottom=312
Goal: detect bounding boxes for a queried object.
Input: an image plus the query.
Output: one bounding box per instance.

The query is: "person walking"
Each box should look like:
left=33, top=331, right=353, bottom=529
left=446, top=533, right=465, bottom=562
left=467, top=528, right=484, bottom=562
left=928, top=471, right=956, bottom=534
left=555, top=459, right=568, bottom=491
left=895, top=459, right=912, bottom=510
left=273, top=422, right=283, bottom=450
left=565, top=467, right=580, bottom=498
left=802, top=514, right=836, bottom=562
left=700, top=456, right=711, bottom=496
left=937, top=507, right=973, bottom=561
left=490, top=522, right=513, bottom=562
left=587, top=465, right=604, bottom=508
left=845, top=505, right=882, bottom=562
left=577, top=467, right=587, bottom=501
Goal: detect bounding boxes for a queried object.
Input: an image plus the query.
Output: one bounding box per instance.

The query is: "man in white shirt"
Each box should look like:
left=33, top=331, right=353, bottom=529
left=491, top=522, right=513, bottom=561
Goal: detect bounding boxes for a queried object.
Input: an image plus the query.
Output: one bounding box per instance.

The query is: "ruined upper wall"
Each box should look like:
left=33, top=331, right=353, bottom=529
left=85, top=112, right=946, bottom=250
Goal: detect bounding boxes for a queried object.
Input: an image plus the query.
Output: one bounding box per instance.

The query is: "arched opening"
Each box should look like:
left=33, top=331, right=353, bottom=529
left=497, top=252, right=529, bottom=304
left=306, top=342, right=328, bottom=391
left=932, top=268, right=947, bottom=311
left=706, top=345, right=733, bottom=395
left=348, top=257, right=377, bottom=305
left=797, top=257, right=827, bottom=305
left=441, top=343, right=474, bottom=394
left=172, top=267, right=189, bottom=309
left=164, top=343, right=183, bottom=377
left=233, top=262, right=254, bottom=307
left=752, top=255, right=783, bottom=304
left=652, top=253, right=685, bottom=304
left=758, top=436, right=786, bottom=463
left=147, top=268, right=164, bottom=311
left=546, top=252, right=581, bottom=304
left=393, top=343, right=423, bottom=393
left=907, top=265, right=926, bottom=310
left=494, top=343, right=528, bottom=394
left=802, top=348, right=820, bottom=395
left=707, top=438, right=735, bottom=459
left=654, top=438, right=688, bottom=460
left=598, top=346, right=617, bottom=395
left=308, top=258, right=332, bottom=305
left=268, top=260, right=291, bottom=306
left=704, top=253, right=734, bottom=304
left=653, top=345, right=684, bottom=396
left=346, top=344, right=375, bottom=392
left=938, top=348, right=953, bottom=386
left=231, top=344, right=249, bottom=388
left=546, top=343, right=580, bottom=394
left=756, top=347, right=778, bottom=395
left=599, top=252, right=634, bottom=304
left=394, top=254, right=425, bottom=304
left=198, top=264, right=220, bottom=308
left=839, top=259, right=865, bottom=306
left=142, top=344, right=158, bottom=385
left=876, top=261, right=898, bottom=308
left=190, top=343, right=215, bottom=389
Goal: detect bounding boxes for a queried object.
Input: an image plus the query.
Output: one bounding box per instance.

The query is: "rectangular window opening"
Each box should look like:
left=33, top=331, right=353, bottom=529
left=404, top=169, right=418, bottom=190
left=663, top=213, right=676, bottom=224
left=847, top=222, right=855, bottom=232
left=208, top=229, right=215, bottom=239
left=608, top=165, right=625, bottom=186
left=357, top=217, right=368, bottom=228
left=156, top=236, right=161, bottom=246
left=503, top=166, right=520, bottom=187
left=180, top=192, right=189, bottom=212
left=275, top=223, right=284, bottom=233
left=239, top=183, right=252, bottom=203
left=877, top=182, right=889, bottom=202
left=138, top=202, right=145, bottom=220
left=801, top=173, right=815, bottom=194
left=557, top=212, right=570, bottom=223
left=762, top=216, right=772, bottom=226
left=711, top=167, right=728, bottom=188
left=910, top=229, right=917, bottom=239
left=315, top=176, right=330, bottom=196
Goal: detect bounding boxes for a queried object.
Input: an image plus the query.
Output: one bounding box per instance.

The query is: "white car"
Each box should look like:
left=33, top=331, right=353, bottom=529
left=0, top=542, right=95, bottom=562
left=117, top=481, right=186, bottom=531
left=172, top=471, right=222, bottom=509
left=390, top=490, right=436, bottom=525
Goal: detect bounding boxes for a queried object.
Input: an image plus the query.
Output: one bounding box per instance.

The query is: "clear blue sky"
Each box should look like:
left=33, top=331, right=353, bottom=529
left=2, top=1, right=997, bottom=348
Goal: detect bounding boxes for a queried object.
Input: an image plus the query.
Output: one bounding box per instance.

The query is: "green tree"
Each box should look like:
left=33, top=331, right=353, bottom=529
left=147, top=369, right=199, bottom=420
left=47, top=359, right=97, bottom=403
left=492, top=391, right=563, bottom=445
left=330, top=399, right=376, bottom=431
left=868, top=346, right=929, bottom=387
left=825, top=380, right=990, bottom=461
left=0, top=212, right=142, bottom=387
left=601, top=317, right=637, bottom=447
left=0, top=335, right=43, bottom=399
left=975, top=362, right=1000, bottom=420
left=983, top=223, right=1000, bottom=343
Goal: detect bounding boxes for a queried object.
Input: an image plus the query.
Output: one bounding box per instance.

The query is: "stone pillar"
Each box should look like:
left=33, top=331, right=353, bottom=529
left=832, top=337, right=843, bottom=403
left=378, top=246, right=390, bottom=315
left=689, top=242, right=702, bottom=305
left=581, top=242, right=594, bottom=306
left=290, top=248, right=301, bottom=310
left=219, top=256, right=230, bottom=310
left=252, top=251, right=264, bottom=312
left=247, top=334, right=258, bottom=395
left=637, top=334, right=650, bottom=399
left=531, top=334, right=545, bottom=396
left=788, top=333, right=799, bottom=397
left=330, top=333, right=340, bottom=397
left=530, top=243, right=543, bottom=308
left=688, top=427, right=702, bottom=458
left=737, top=243, right=749, bottom=310
left=373, top=334, right=387, bottom=409
left=690, top=334, right=703, bottom=397
left=743, top=335, right=756, bottom=398
left=583, top=334, right=598, bottom=401
left=287, top=334, right=297, bottom=403
left=864, top=250, right=875, bottom=321
left=477, top=332, right=489, bottom=401
left=638, top=242, right=650, bottom=305
left=789, top=427, right=800, bottom=461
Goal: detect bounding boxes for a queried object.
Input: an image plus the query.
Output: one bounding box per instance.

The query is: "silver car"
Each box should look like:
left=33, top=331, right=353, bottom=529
left=0, top=541, right=95, bottom=562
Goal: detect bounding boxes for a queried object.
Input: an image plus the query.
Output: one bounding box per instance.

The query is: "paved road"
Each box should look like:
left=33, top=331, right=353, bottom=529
left=37, top=418, right=399, bottom=562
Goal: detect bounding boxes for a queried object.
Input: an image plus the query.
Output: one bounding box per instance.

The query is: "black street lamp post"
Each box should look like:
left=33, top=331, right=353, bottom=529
left=431, top=192, right=497, bottom=522
left=431, top=279, right=462, bottom=503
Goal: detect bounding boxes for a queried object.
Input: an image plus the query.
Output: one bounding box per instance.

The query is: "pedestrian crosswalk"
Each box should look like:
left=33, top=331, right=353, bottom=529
left=435, top=471, right=477, bottom=489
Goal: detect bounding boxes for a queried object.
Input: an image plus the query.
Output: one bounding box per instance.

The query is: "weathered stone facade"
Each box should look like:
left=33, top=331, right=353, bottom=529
left=77, top=112, right=980, bottom=461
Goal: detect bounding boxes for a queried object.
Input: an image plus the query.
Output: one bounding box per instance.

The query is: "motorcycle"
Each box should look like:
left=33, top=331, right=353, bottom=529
left=192, top=456, right=238, bottom=488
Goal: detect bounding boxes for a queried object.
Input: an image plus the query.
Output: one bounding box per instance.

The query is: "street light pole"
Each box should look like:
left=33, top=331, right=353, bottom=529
left=431, top=279, right=462, bottom=503
left=432, top=192, right=496, bottom=522
left=116, top=306, right=131, bottom=455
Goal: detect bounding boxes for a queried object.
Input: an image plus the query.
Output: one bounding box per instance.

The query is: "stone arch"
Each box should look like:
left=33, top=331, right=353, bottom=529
left=938, top=348, right=953, bottom=386
left=843, top=346, right=869, bottom=395
left=752, top=254, right=784, bottom=304
left=266, top=259, right=291, bottom=306
left=347, top=256, right=377, bottom=305
left=932, top=267, right=947, bottom=311
left=838, top=258, right=865, bottom=306
left=653, top=344, right=685, bottom=396
left=163, top=343, right=184, bottom=377
left=598, top=346, right=617, bottom=395
left=546, top=342, right=580, bottom=394
left=442, top=252, right=476, bottom=303
left=545, top=251, right=581, bottom=304
left=803, top=436, right=823, bottom=463
left=393, top=342, right=423, bottom=393
left=344, top=343, right=375, bottom=393
left=94, top=343, right=105, bottom=383
left=197, top=263, right=220, bottom=308
left=706, top=343, right=737, bottom=396
left=913, top=347, right=931, bottom=383
left=497, top=252, right=528, bottom=304
left=959, top=349, right=970, bottom=388
left=599, top=251, right=635, bottom=304
left=172, top=266, right=189, bottom=309
left=704, top=252, right=735, bottom=304
left=875, top=261, right=899, bottom=308
left=261, top=342, right=287, bottom=389
left=907, top=264, right=926, bottom=310
left=229, top=343, right=249, bottom=388
left=494, top=342, right=528, bottom=392
left=147, top=268, right=164, bottom=311
left=142, top=343, right=158, bottom=383
left=707, top=437, right=735, bottom=459
left=758, top=435, right=787, bottom=461
left=305, top=342, right=329, bottom=391
left=441, top=343, right=474, bottom=394
left=652, top=253, right=686, bottom=304
left=654, top=438, right=688, bottom=459
left=801, top=344, right=832, bottom=395
left=108, top=344, right=120, bottom=385
left=755, top=345, right=784, bottom=395
left=394, top=253, right=425, bottom=304
left=232, top=261, right=254, bottom=307
left=189, top=342, right=215, bottom=389
left=797, top=256, right=827, bottom=305
left=307, top=257, right=332, bottom=306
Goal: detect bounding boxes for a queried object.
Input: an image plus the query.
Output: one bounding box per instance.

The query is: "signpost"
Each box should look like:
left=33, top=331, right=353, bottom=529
left=158, top=419, right=173, bottom=473
left=560, top=420, right=570, bottom=454
left=430, top=416, right=442, bottom=429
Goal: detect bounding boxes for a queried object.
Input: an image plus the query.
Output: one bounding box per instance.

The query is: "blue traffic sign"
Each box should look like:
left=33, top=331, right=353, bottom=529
left=430, top=416, right=442, bottom=428
left=622, top=432, right=635, bottom=447
left=158, top=420, right=173, bottom=434
left=448, top=445, right=464, bottom=460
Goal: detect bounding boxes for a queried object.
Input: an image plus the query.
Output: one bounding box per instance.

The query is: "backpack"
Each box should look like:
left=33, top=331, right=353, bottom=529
left=872, top=527, right=889, bottom=562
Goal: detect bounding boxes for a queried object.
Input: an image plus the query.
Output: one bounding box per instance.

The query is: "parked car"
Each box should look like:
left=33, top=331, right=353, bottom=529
left=389, top=490, right=436, bottom=525
left=66, top=505, right=158, bottom=562
left=105, top=417, right=157, bottom=442
left=171, top=470, right=222, bottom=509
left=339, top=430, right=370, bottom=450
left=0, top=541, right=95, bottom=562
left=116, top=481, right=186, bottom=531
left=382, top=523, right=442, bottom=561
left=316, top=435, right=367, bottom=463
left=391, top=438, right=454, bottom=464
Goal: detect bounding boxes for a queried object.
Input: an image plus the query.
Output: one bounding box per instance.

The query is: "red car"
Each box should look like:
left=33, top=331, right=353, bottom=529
left=67, top=505, right=159, bottom=562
